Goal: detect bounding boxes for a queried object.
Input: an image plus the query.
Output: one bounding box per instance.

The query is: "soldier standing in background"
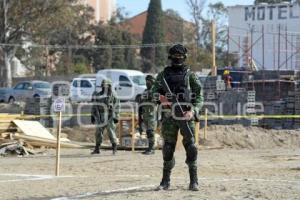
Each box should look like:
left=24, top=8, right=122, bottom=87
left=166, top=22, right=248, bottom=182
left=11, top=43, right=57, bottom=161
left=138, top=75, right=157, bottom=155
left=151, top=44, right=203, bottom=191
left=91, top=79, right=120, bottom=155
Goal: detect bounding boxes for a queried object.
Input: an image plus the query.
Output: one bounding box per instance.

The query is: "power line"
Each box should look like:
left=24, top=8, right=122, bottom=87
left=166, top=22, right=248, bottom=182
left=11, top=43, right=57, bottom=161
left=0, top=42, right=193, bottom=50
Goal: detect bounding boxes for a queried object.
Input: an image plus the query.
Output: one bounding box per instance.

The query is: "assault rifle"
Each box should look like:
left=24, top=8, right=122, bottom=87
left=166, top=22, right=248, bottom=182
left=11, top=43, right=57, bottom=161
left=162, top=77, right=194, bottom=138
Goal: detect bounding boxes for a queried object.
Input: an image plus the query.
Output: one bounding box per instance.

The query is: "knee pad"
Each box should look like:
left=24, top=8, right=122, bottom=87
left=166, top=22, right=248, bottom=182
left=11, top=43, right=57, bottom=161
left=164, top=157, right=175, bottom=170
left=184, top=143, right=198, bottom=163
left=162, top=142, right=176, bottom=162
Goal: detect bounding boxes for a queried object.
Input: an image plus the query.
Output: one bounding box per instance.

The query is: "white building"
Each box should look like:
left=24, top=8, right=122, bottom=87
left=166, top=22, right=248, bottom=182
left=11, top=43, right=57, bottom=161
left=228, top=2, right=300, bottom=70
left=81, top=0, right=116, bottom=23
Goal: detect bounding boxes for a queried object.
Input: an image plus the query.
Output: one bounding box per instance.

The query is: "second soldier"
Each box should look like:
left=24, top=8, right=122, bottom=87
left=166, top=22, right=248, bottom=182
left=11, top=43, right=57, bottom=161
left=91, top=79, right=120, bottom=155
left=138, top=75, right=157, bottom=155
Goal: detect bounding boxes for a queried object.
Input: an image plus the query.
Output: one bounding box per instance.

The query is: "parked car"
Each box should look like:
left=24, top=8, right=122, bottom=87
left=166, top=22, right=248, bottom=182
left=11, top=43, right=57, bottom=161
left=5, top=81, right=51, bottom=103
left=0, top=88, right=9, bottom=103
left=70, top=78, right=96, bottom=102
left=96, top=69, right=146, bottom=101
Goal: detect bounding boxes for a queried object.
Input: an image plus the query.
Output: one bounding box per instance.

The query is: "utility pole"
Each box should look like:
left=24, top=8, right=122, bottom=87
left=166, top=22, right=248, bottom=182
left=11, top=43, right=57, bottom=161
left=3, top=0, right=12, bottom=87
left=3, top=0, right=7, bottom=43
left=211, top=20, right=217, bottom=76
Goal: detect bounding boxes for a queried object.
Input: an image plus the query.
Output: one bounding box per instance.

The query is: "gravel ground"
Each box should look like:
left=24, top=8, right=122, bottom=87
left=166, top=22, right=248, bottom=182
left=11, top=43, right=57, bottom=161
left=0, top=147, right=300, bottom=200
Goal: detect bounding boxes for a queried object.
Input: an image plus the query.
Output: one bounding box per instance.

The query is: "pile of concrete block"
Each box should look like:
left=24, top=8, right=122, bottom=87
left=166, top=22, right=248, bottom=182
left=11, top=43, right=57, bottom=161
left=216, top=76, right=226, bottom=91
left=246, top=91, right=258, bottom=126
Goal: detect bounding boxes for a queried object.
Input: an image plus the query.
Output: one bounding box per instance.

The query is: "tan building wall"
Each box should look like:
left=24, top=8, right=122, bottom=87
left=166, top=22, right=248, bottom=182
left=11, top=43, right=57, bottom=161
left=81, top=0, right=116, bottom=23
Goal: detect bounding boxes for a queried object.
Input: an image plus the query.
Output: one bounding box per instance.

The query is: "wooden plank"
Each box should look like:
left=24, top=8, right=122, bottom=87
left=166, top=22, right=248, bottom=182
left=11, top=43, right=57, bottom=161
left=0, top=120, right=14, bottom=123
left=13, top=120, right=55, bottom=140
left=12, top=133, right=81, bottom=149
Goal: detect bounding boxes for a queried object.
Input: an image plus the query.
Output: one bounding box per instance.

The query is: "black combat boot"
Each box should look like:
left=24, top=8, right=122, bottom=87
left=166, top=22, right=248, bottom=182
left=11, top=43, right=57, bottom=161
left=142, top=140, right=155, bottom=155
left=189, top=167, right=199, bottom=191
left=91, top=146, right=100, bottom=154
left=156, top=169, right=171, bottom=190
left=112, top=143, right=117, bottom=155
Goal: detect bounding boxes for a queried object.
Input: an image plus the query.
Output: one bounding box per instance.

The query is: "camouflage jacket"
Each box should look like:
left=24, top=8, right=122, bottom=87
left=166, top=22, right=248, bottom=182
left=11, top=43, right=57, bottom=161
left=91, top=91, right=120, bottom=123
left=138, top=88, right=156, bottom=119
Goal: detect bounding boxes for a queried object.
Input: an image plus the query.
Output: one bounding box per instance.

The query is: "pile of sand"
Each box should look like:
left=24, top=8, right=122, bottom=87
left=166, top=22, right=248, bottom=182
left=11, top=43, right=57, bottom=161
left=202, top=125, right=300, bottom=149
left=61, top=124, right=300, bottom=150
left=62, top=127, right=95, bottom=143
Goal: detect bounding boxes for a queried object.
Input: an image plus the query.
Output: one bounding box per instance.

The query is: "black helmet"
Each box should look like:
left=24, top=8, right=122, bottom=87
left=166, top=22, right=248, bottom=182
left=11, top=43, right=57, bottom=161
left=168, top=44, right=187, bottom=66
left=145, top=75, right=155, bottom=82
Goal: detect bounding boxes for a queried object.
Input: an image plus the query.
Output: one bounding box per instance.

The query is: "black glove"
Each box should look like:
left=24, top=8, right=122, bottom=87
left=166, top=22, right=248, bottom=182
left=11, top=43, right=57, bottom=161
left=113, top=118, right=119, bottom=124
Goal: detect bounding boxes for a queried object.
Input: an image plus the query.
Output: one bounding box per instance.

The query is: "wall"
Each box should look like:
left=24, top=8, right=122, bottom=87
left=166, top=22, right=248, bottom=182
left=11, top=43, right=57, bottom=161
left=228, top=3, right=300, bottom=70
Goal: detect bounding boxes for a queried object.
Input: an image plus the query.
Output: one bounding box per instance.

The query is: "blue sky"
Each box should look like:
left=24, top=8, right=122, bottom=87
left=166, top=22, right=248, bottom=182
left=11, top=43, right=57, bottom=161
left=117, top=0, right=254, bottom=20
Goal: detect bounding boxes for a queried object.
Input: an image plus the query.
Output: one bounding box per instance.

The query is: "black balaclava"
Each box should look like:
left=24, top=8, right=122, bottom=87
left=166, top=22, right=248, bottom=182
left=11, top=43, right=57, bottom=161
left=168, top=44, right=187, bottom=67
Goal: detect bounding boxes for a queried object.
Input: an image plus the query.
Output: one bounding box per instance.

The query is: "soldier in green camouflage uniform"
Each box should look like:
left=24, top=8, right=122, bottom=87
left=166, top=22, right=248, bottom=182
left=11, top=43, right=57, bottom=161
left=91, top=79, right=120, bottom=155
left=151, top=44, right=203, bottom=191
left=138, top=75, right=157, bottom=155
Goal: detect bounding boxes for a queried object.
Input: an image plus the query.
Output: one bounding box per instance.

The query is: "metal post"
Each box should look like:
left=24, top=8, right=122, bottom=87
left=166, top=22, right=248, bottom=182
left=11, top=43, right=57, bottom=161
left=262, top=25, right=265, bottom=71
left=55, top=112, right=62, bottom=176
left=250, top=26, right=254, bottom=68
left=273, top=29, right=276, bottom=70
left=227, top=26, right=230, bottom=66
left=278, top=25, right=281, bottom=100
left=291, top=34, right=294, bottom=70
left=211, top=20, right=217, bottom=76
left=262, top=25, right=265, bottom=101
left=278, top=24, right=281, bottom=71
left=285, top=25, right=288, bottom=70
left=204, top=108, right=208, bottom=140
left=131, top=112, right=135, bottom=152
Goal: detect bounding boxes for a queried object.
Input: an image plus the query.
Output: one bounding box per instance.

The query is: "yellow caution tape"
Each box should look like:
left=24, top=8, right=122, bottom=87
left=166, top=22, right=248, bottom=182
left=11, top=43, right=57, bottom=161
left=1, top=113, right=300, bottom=120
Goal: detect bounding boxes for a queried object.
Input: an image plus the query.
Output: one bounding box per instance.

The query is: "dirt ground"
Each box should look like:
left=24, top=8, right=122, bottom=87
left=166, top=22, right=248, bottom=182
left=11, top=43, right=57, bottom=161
left=1, top=125, right=300, bottom=200
left=0, top=146, right=299, bottom=200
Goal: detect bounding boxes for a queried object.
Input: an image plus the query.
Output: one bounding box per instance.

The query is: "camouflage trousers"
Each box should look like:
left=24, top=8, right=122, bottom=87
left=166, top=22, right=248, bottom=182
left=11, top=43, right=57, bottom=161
left=161, top=116, right=197, bottom=170
left=95, top=119, right=117, bottom=146
left=142, top=115, right=157, bottom=145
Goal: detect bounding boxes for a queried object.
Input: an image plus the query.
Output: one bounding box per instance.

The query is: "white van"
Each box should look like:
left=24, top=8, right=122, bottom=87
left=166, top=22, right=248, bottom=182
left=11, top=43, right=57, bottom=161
left=70, top=78, right=96, bottom=102
left=96, top=69, right=146, bottom=101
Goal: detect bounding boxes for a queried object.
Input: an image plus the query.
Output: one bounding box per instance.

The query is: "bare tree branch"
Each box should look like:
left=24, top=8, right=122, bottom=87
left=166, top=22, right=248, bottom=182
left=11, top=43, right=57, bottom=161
left=185, top=0, right=206, bottom=47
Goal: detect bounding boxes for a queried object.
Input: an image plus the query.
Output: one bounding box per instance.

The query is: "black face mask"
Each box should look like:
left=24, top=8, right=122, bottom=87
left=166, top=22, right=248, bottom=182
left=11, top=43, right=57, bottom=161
left=171, top=57, right=185, bottom=66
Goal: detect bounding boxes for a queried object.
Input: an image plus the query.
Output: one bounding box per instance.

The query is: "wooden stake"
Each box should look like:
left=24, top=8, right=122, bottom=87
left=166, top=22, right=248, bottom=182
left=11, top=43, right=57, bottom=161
left=211, top=20, right=217, bottom=76
left=204, top=109, right=208, bottom=140
left=195, top=122, right=200, bottom=147
left=131, top=112, right=135, bottom=152
left=118, top=119, right=122, bottom=144
left=55, top=111, right=62, bottom=176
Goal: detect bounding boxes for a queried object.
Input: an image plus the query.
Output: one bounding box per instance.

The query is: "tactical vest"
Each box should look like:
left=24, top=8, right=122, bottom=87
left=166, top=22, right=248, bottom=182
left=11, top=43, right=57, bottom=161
left=140, top=88, right=155, bottom=115
left=93, top=91, right=115, bottom=115
left=163, top=66, right=192, bottom=103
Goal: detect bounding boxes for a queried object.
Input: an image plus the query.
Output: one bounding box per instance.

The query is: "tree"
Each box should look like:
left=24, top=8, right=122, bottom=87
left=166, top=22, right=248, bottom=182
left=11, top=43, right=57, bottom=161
left=141, top=0, right=166, bottom=72
left=90, top=22, right=137, bottom=71
left=186, top=0, right=206, bottom=47
left=0, top=0, right=92, bottom=86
